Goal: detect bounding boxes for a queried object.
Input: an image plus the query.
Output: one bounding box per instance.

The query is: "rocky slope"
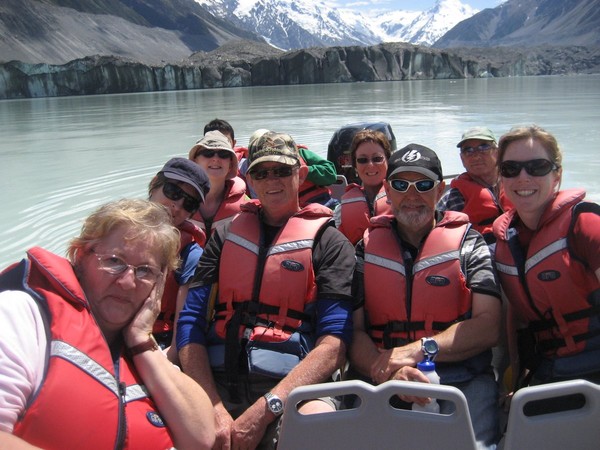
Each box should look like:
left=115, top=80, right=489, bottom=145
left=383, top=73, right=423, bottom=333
left=2, top=40, right=598, bottom=100
left=434, top=0, right=600, bottom=48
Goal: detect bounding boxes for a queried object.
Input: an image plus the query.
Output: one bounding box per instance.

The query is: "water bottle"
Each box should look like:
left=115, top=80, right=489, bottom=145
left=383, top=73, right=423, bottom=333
left=411, top=359, right=440, bottom=413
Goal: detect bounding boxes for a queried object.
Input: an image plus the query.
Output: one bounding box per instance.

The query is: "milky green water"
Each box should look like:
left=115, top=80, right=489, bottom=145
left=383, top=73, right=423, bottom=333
left=1, top=75, right=599, bottom=268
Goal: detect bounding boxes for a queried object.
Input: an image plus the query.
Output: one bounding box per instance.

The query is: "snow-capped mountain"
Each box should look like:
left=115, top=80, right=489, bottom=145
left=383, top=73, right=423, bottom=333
left=196, top=0, right=479, bottom=50
left=373, top=0, right=478, bottom=47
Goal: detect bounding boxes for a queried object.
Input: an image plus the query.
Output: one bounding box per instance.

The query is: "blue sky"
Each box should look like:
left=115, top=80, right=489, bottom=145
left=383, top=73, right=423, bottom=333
left=335, top=0, right=504, bottom=12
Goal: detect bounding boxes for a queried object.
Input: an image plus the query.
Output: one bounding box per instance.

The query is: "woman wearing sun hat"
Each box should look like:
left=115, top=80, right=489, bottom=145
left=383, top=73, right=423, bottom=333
left=189, top=130, right=249, bottom=241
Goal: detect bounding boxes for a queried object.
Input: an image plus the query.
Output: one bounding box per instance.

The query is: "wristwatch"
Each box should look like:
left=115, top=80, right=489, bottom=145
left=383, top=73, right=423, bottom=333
left=421, top=337, right=439, bottom=361
left=264, top=392, right=284, bottom=416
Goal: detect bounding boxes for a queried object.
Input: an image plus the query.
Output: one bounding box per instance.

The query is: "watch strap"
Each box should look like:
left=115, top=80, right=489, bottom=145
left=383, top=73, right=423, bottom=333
left=129, top=335, right=159, bottom=356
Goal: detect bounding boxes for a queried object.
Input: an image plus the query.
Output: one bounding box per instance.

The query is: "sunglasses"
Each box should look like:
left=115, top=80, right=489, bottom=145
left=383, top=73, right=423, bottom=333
left=460, top=143, right=493, bottom=156
left=94, top=253, right=162, bottom=284
left=356, top=155, right=386, bottom=165
left=500, top=159, right=559, bottom=178
left=196, top=149, right=232, bottom=159
left=248, top=166, right=296, bottom=180
left=389, top=178, right=439, bottom=193
left=162, top=182, right=201, bottom=213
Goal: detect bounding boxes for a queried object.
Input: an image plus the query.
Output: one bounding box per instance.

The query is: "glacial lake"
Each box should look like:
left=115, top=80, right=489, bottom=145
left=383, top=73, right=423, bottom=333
left=1, top=75, right=599, bottom=269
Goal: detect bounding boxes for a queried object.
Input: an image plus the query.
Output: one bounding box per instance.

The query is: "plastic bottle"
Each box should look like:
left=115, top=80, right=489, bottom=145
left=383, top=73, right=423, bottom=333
left=411, top=359, right=440, bottom=413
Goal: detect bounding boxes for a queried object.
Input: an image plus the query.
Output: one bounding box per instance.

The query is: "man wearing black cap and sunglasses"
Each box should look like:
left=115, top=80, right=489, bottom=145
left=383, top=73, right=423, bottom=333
left=438, top=127, right=513, bottom=245
left=177, top=131, right=355, bottom=449
left=350, top=144, right=502, bottom=449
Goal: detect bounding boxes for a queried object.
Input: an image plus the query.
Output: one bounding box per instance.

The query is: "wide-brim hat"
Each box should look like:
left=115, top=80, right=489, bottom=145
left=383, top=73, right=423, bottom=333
left=188, top=130, right=238, bottom=179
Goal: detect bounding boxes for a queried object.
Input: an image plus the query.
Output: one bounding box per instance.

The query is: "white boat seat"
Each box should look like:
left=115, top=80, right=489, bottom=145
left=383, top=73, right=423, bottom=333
left=502, top=379, right=600, bottom=450
left=329, top=174, right=348, bottom=202
left=278, top=379, right=477, bottom=450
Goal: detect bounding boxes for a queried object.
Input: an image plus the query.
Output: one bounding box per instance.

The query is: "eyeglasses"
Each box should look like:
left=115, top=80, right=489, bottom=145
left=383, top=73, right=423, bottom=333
left=248, top=166, right=296, bottom=180
left=500, top=159, right=559, bottom=178
left=460, top=143, right=494, bottom=156
left=162, top=182, right=201, bottom=213
left=389, top=178, right=439, bottom=193
left=94, top=253, right=162, bottom=284
left=356, top=156, right=386, bottom=165
left=196, top=149, right=232, bottom=159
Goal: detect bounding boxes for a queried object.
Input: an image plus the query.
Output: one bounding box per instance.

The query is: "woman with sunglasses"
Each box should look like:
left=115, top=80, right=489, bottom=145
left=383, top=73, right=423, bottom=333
left=334, top=129, right=393, bottom=245
left=188, top=130, right=249, bottom=241
left=148, top=157, right=210, bottom=362
left=493, top=125, right=600, bottom=404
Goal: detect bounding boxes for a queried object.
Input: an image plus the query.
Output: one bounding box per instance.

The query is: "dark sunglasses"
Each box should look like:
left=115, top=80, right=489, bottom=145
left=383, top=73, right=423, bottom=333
left=356, top=155, right=386, bottom=165
left=162, top=182, right=201, bottom=213
left=460, top=143, right=493, bottom=156
left=389, top=178, right=439, bottom=193
left=248, top=166, right=296, bottom=181
left=196, top=149, right=232, bottom=159
left=500, top=159, right=559, bottom=178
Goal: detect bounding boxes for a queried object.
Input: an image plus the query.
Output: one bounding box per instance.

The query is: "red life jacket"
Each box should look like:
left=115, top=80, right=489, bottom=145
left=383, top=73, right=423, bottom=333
left=9, top=247, right=174, bottom=450
left=450, top=173, right=512, bottom=238
left=338, top=184, right=391, bottom=245
left=214, top=202, right=332, bottom=343
left=493, top=189, right=600, bottom=359
left=190, top=176, right=247, bottom=238
left=363, top=212, right=472, bottom=348
left=153, top=219, right=204, bottom=335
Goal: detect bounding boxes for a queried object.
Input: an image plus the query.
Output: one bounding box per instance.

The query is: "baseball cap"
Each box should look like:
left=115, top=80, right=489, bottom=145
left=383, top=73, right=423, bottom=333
left=188, top=130, right=238, bottom=179
left=387, top=144, right=443, bottom=181
left=247, top=131, right=300, bottom=172
left=456, top=127, right=497, bottom=147
left=249, top=128, right=269, bottom=147
left=158, top=157, right=210, bottom=201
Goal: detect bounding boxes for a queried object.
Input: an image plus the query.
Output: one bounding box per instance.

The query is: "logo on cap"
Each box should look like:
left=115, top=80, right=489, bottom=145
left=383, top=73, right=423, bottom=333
left=401, top=149, right=422, bottom=163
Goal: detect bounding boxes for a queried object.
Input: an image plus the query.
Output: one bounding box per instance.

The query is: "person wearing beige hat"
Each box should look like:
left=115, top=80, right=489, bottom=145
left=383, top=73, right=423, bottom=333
left=438, top=126, right=513, bottom=245
left=188, top=130, right=249, bottom=241
left=177, top=131, right=355, bottom=449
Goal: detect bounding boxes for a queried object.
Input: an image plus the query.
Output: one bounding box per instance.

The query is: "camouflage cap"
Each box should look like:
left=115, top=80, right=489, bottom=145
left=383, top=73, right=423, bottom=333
left=247, top=131, right=300, bottom=172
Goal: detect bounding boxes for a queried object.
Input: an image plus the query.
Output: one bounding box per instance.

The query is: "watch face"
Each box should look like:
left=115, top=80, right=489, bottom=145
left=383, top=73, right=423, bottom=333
left=269, top=397, right=284, bottom=414
left=423, top=338, right=439, bottom=356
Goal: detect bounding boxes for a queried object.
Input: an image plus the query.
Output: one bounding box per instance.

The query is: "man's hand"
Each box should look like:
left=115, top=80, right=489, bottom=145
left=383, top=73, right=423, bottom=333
left=391, top=366, right=433, bottom=406
left=370, top=342, right=421, bottom=384
left=212, top=403, right=235, bottom=449
left=230, top=400, right=271, bottom=450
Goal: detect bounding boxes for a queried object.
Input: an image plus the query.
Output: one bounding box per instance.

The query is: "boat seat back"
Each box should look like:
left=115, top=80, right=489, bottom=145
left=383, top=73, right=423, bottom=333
left=503, top=379, right=600, bottom=450
left=278, top=379, right=477, bottom=450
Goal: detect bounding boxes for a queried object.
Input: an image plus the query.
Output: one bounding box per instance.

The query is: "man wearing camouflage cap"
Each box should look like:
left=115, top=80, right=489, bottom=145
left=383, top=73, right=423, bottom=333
left=177, top=131, right=355, bottom=449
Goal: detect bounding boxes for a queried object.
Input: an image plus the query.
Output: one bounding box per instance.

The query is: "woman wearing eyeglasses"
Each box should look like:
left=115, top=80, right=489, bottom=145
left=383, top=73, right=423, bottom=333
left=334, top=129, right=393, bottom=245
left=493, top=125, right=600, bottom=402
left=188, top=130, right=249, bottom=241
left=0, top=199, right=215, bottom=449
left=148, top=157, right=210, bottom=362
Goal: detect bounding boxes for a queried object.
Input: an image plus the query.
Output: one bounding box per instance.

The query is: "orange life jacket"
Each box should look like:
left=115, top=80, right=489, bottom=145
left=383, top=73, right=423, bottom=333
left=338, top=184, right=390, bottom=245
left=494, top=189, right=600, bottom=361
left=363, top=212, right=472, bottom=348
left=5, top=247, right=174, bottom=450
left=450, top=173, right=512, bottom=239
